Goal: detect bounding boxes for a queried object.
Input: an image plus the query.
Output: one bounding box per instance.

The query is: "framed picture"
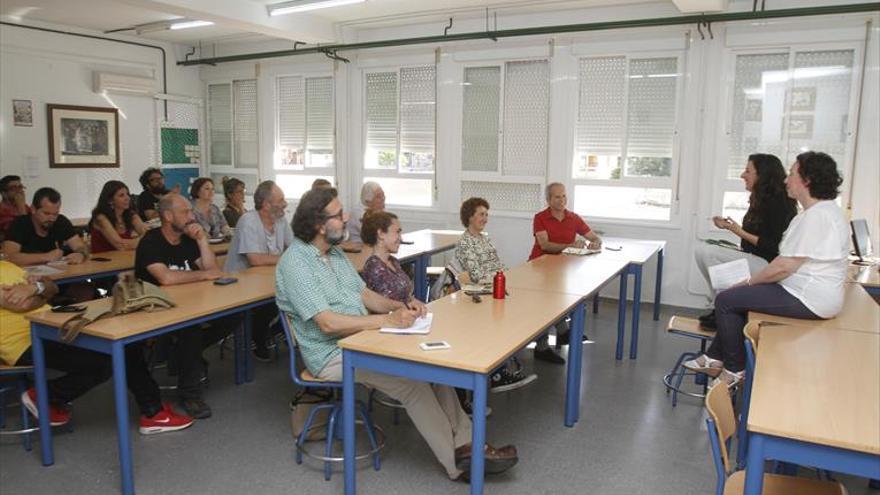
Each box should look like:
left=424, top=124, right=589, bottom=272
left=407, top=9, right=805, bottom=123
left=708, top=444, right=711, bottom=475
left=744, top=98, right=762, bottom=122
left=13, top=99, right=33, bottom=127
left=789, top=115, right=814, bottom=139
left=47, top=104, right=119, bottom=168
left=790, top=87, right=816, bottom=112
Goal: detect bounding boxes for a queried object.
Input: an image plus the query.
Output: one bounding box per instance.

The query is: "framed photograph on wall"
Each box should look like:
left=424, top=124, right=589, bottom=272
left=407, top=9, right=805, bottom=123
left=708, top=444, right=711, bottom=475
left=47, top=104, right=119, bottom=168
left=789, top=115, right=814, bottom=139
left=13, top=99, right=33, bottom=126
left=790, top=87, right=816, bottom=112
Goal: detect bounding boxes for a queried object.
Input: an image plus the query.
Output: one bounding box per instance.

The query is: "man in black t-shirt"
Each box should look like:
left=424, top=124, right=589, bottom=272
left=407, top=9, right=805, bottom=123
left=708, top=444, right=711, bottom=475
left=2, top=187, right=87, bottom=267
left=137, top=167, right=179, bottom=221
left=134, top=193, right=235, bottom=419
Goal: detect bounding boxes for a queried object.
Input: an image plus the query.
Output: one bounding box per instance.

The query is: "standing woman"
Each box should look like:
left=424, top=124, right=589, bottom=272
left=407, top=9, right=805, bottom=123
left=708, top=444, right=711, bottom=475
left=89, top=180, right=147, bottom=253
left=190, top=177, right=231, bottom=239
left=221, top=177, right=246, bottom=228
left=694, top=154, right=798, bottom=328
left=685, top=152, right=849, bottom=386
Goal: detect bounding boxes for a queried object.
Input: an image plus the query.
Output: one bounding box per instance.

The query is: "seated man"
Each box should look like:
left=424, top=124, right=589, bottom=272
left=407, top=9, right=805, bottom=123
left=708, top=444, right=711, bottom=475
left=3, top=187, right=87, bottom=267
left=0, top=260, right=192, bottom=434
left=134, top=193, right=236, bottom=419
left=137, top=167, right=179, bottom=221
left=275, top=187, right=518, bottom=481
left=346, top=181, right=385, bottom=244
left=528, top=183, right=603, bottom=364
left=0, top=175, right=29, bottom=242
left=224, top=180, right=293, bottom=360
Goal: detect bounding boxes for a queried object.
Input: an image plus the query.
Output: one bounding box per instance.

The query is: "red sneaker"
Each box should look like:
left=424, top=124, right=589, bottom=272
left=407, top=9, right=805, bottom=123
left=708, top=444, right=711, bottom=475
left=139, top=403, right=193, bottom=435
left=21, top=388, right=71, bottom=427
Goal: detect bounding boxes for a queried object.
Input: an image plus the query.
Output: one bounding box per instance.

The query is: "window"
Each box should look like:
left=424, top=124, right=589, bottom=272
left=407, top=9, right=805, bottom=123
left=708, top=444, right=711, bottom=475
left=572, top=55, right=681, bottom=221
left=207, top=78, right=259, bottom=198
left=722, top=48, right=856, bottom=222
left=460, top=60, right=549, bottom=213
left=363, top=65, right=435, bottom=207
left=274, top=75, right=335, bottom=200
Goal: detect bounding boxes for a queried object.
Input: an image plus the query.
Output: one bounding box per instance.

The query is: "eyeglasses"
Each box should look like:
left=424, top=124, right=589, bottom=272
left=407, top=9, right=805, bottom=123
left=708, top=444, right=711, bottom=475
left=323, top=209, right=344, bottom=222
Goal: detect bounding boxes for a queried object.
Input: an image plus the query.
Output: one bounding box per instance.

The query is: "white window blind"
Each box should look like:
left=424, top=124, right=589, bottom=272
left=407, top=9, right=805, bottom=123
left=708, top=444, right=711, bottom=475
left=575, top=57, right=625, bottom=165
left=502, top=60, right=549, bottom=177
left=461, top=66, right=500, bottom=172
left=305, top=77, right=335, bottom=167
left=625, top=57, right=677, bottom=176
left=365, top=71, right=399, bottom=169
left=233, top=79, right=258, bottom=169
left=208, top=83, right=232, bottom=166
left=277, top=76, right=305, bottom=167
left=399, top=66, right=435, bottom=173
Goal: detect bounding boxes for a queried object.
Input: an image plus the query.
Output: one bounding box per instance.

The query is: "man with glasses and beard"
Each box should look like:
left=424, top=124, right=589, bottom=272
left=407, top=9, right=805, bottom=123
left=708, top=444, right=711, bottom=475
left=134, top=193, right=236, bottom=419
left=274, top=187, right=518, bottom=482
left=137, top=167, right=180, bottom=221
left=224, top=180, right=293, bottom=361
left=3, top=187, right=88, bottom=267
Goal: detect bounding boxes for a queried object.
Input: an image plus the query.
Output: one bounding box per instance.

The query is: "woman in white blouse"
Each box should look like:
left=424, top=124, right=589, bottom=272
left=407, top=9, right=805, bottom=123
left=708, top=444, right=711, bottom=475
left=685, top=151, right=849, bottom=386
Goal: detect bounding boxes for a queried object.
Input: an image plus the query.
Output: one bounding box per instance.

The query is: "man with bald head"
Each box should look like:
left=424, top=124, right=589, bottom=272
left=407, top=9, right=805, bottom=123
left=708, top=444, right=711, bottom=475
left=134, top=193, right=236, bottom=419
left=224, top=180, right=293, bottom=360
left=347, top=181, right=385, bottom=244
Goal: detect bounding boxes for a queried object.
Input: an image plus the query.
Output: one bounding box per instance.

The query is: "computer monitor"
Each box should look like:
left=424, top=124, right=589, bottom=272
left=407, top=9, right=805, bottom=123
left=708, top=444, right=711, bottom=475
left=850, top=219, right=873, bottom=263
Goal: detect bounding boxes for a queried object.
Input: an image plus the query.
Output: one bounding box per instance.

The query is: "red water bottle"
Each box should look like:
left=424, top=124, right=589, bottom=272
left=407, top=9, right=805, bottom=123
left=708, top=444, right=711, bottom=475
left=493, top=270, right=506, bottom=299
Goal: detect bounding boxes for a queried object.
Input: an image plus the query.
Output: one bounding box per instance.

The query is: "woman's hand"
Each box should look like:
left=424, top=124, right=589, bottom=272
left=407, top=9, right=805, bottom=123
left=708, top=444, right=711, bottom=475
left=407, top=297, right=428, bottom=318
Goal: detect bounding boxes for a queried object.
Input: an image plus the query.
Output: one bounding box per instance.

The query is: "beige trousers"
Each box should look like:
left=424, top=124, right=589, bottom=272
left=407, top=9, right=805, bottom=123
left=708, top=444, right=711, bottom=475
left=318, top=353, right=473, bottom=479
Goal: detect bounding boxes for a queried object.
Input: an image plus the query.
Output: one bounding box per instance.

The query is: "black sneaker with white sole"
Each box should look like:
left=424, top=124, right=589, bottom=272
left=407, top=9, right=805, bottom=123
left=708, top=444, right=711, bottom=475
left=490, top=366, right=537, bottom=393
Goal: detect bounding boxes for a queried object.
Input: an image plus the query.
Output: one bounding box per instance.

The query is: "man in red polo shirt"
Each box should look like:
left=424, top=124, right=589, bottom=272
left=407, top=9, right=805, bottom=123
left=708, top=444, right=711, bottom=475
left=529, top=182, right=603, bottom=363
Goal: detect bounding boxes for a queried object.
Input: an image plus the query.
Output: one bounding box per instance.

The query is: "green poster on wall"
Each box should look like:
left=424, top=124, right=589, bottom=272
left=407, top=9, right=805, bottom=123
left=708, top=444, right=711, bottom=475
left=161, top=128, right=200, bottom=164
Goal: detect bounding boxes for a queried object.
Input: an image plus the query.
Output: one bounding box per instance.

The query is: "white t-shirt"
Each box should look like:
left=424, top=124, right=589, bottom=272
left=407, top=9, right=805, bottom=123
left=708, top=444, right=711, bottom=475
left=777, top=200, right=849, bottom=318
left=223, top=210, right=294, bottom=273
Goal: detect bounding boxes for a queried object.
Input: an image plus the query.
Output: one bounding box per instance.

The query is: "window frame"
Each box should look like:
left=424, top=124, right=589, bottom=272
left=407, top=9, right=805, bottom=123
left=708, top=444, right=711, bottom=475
left=569, top=50, right=686, bottom=225
left=361, top=64, right=437, bottom=208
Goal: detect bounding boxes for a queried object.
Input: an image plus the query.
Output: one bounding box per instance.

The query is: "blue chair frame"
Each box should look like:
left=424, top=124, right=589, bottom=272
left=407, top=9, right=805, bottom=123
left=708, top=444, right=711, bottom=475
left=279, top=311, right=383, bottom=481
left=0, top=365, right=37, bottom=451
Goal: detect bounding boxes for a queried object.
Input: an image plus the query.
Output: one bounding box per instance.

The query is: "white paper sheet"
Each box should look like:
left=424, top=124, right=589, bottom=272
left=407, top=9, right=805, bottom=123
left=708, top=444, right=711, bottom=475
left=708, top=258, right=750, bottom=291
left=562, top=246, right=602, bottom=256
left=380, top=313, right=434, bottom=335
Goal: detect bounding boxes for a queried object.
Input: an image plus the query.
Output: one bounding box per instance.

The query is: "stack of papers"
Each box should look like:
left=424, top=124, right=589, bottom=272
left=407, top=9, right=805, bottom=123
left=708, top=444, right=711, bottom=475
left=562, top=246, right=602, bottom=256
left=708, top=258, right=750, bottom=290
left=380, top=313, right=434, bottom=335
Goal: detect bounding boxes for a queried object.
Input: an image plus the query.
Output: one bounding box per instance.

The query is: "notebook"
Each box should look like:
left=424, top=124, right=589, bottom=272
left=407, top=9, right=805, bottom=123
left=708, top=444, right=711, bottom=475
left=708, top=258, right=750, bottom=291
left=562, top=246, right=602, bottom=256
left=379, top=313, right=434, bottom=335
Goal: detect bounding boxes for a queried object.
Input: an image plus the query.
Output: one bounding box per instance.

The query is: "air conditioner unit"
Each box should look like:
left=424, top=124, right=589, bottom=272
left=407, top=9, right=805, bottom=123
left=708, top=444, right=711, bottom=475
left=671, top=0, right=728, bottom=13
left=94, top=72, right=158, bottom=96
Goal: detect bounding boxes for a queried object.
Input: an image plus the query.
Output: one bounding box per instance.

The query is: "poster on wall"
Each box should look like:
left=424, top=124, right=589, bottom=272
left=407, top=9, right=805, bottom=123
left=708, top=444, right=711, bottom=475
left=13, top=99, right=33, bottom=126
left=47, top=104, right=119, bottom=168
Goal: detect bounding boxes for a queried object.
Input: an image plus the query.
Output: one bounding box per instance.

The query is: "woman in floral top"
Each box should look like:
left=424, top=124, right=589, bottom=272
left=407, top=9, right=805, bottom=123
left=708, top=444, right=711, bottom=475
left=190, top=177, right=231, bottom=239
left=360, top=211, right=426, bottom=311
left=453, top=197, right=537, bottom=393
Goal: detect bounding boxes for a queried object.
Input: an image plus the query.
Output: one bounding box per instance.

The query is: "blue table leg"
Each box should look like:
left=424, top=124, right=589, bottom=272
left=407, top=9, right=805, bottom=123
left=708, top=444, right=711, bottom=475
left=30, top=326, right=53, bottom=466
left=111, top=342, right=135, bottom=495
left=413, top=254, right=429, bottom=302
left=565, top=301, right=586, bottom=427
left=234, top=317, right=245, bottom=385
left=244, top=310, right=254, bottom=383
left=629, top=265, right=642, bottom=360
left=343, top=350, right=356, bottom=495
left=653, top=248, right=664, bottom=321
left=616, top=272, right=628, bottom=360
left=744, top=433, right=765, bottom=495
left=470, top=373, right=487, bottom=495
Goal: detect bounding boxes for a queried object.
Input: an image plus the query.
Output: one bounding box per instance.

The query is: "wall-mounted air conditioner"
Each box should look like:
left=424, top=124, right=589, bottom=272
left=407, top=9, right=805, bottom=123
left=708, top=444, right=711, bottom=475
left=671, top=0, right=728, bottom=13
left=93, top=72, right=158, bottom=96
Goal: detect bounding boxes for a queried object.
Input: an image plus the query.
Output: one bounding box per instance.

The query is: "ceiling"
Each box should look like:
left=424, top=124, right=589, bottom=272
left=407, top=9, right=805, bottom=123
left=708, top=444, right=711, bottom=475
left=0, top=0, right=662, bottom=46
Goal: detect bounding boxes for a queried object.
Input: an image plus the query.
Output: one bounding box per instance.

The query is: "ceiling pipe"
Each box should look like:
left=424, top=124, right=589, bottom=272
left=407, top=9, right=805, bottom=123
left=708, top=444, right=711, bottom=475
left=178, top=3, right=879, bottom=66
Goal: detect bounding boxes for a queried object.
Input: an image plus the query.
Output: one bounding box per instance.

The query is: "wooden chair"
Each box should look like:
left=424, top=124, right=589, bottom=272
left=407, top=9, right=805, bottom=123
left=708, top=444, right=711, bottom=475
left=704, top=382, right=848, bottom=495
left=663, top=316, right=716, bottom=406
left=279, top=311, right=384, bottom=481
left=0, top=364, right=37, bottom=451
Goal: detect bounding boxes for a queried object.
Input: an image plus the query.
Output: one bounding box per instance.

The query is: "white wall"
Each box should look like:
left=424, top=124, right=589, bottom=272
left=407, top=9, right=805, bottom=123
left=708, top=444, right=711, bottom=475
left=0, top=20, right=203, bottom=219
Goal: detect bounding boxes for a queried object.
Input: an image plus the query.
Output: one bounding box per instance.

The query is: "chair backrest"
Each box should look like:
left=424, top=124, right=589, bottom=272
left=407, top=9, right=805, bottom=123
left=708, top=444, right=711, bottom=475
left=743, top=321, right=761, bottom=377
left=705, top=382, right=737, bottom=474
left=278, top=311, right=305, bottom=386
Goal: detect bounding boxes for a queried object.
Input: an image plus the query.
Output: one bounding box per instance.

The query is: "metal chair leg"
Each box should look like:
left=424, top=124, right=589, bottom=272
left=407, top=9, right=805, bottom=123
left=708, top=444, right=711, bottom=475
left=357, top=402, right=381, bottom=471
left=324, top=407, right=340, bottom=481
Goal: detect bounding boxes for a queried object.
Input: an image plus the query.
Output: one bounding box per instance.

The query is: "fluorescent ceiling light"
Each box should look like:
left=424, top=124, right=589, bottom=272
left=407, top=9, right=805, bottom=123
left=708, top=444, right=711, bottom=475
left=135, top=18, right=214, bottom=34
left=670, top=0, right=728, bottom=13
left=268, top=0, right=365, bottom=16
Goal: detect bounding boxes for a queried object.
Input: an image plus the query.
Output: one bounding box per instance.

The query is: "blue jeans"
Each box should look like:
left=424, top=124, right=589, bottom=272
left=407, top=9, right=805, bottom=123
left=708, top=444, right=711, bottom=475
left=706, top=283, right=819, bottom=372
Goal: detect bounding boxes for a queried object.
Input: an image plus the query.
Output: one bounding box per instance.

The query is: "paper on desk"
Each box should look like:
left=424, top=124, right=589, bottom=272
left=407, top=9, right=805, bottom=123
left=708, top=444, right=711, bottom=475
left=461, top=283, right=492, bottom=294
left=562, top=246, right=602, bottom=256
left=708, top=258, right=750, bottom=291
left=24, top=265, right=64, bottom=276
left=380, top=313, right=433, bottom=335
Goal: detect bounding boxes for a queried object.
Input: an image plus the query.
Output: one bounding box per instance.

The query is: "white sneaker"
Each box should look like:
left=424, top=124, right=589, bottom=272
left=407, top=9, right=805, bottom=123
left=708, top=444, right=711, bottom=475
left=682, top=354, right=723, bottom=377
left=712, top=369, right=745, bottom=388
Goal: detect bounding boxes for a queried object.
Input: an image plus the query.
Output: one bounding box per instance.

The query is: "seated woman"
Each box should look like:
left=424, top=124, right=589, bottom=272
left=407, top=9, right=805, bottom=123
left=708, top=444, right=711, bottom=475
left=190, top=177, right=231, bottom=239
left=695, top=153, right=797, bottom=329
left=221, top=177, right=246, bottom=228
left=685, top=151, right=850, bottom=386
left=360, top=211, right=426, bottom=313
left=89, top=180, right=147, bottom=253
left=454, top=197, right=537, bottom=392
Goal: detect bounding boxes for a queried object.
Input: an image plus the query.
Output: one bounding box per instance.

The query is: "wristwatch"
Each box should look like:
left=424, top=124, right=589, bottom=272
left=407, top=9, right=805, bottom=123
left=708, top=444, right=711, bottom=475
left=33, top=280, right=46, bottom=297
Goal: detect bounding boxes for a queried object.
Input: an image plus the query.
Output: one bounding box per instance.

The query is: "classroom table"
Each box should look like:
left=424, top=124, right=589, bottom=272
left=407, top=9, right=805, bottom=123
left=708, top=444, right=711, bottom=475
left=504, top=254, right=630, bottom=358
left=340, top=288, right=585, bottom=495
left=848, top=263, right=880, bottom=295
left=749, top=282, right=879, bottom=334
left=346, top=229, right=460, bottom=301
left=32, top=242, right=229, bottom=285
left=584, top=237, right=666, bottom=359
left=25, top=268, right=274, bottom=495
left=744, top=324, right=880, bottom=494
